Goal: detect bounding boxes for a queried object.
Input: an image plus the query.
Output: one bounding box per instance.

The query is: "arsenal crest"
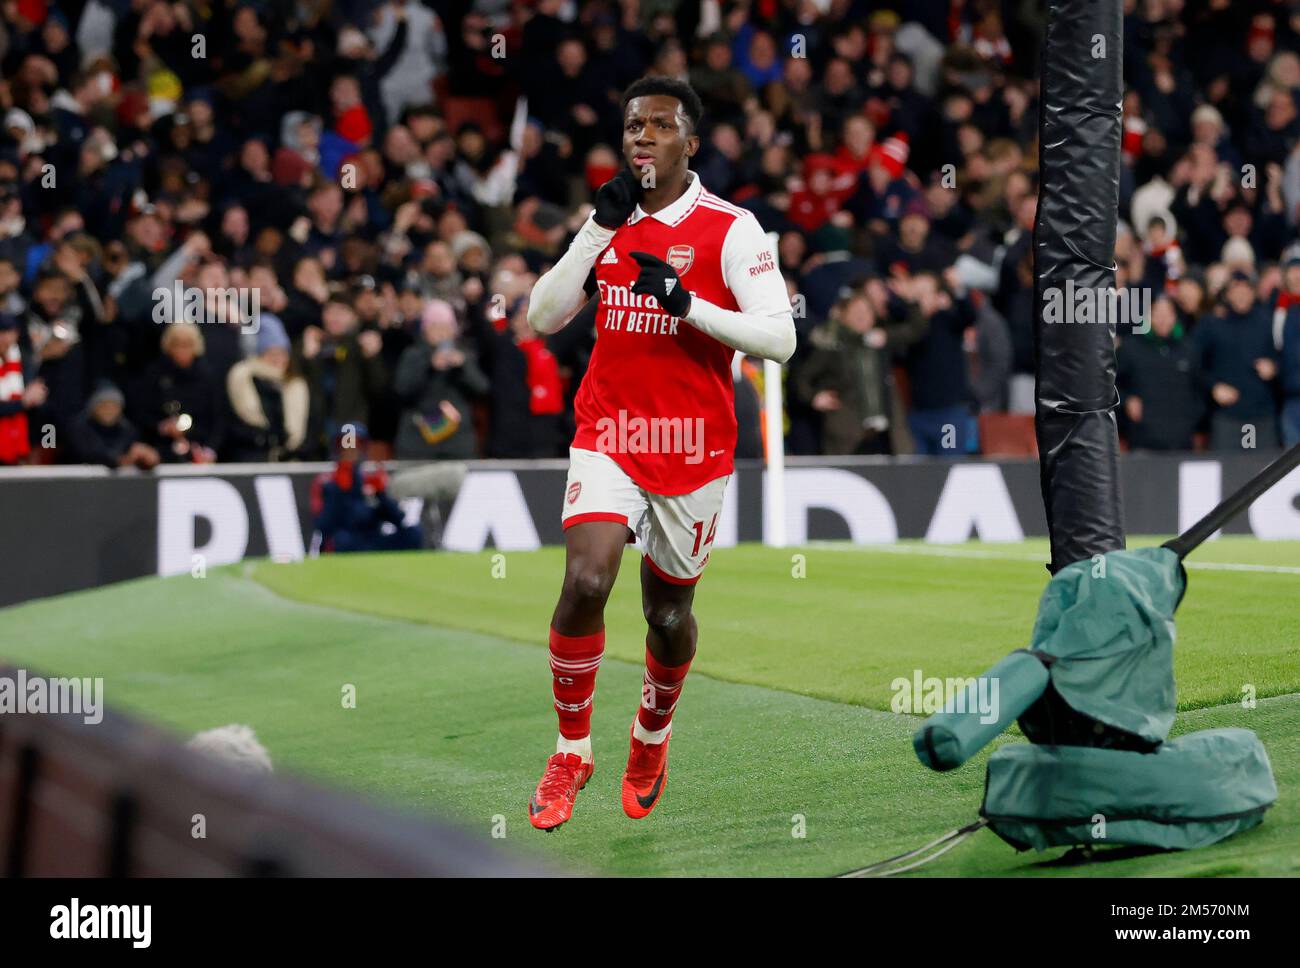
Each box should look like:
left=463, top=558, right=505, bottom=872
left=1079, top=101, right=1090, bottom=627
left=666, top=244, right=694, bottom=275
left=567, top=481, right=582, bottom=505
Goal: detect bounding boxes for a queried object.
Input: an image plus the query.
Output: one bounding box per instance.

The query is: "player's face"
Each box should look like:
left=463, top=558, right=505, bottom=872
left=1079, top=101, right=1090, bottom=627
left=622, top=95, right=697, bottom=184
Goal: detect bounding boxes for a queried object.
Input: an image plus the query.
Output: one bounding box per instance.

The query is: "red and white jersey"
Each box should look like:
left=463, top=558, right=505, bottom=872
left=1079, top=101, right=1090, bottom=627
left=573, top=172, right=788, bottom=495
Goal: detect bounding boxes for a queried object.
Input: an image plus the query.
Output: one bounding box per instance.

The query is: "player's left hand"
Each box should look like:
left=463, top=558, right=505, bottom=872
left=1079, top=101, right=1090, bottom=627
left=629, top=251, right=692, bottom=318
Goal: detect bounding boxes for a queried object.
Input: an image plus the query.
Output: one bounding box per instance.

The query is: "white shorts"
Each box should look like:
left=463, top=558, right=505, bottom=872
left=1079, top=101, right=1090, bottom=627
left=560, top=447, right=730, bottom=585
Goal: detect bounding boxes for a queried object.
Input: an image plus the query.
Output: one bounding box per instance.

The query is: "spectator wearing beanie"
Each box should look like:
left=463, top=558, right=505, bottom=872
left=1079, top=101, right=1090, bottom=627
left=276, top=112, right=324, bottom=185
left=224, top=314, right=310, bottom=462
left=875, top=198, right=955, bottom=277
left=314, top=423, right=422, bottom=554
left=67, top=382, right=160, bottom=469
left=846, top=132, right=916, bottom=233
left=1189, top=104, right=1241, bottom=170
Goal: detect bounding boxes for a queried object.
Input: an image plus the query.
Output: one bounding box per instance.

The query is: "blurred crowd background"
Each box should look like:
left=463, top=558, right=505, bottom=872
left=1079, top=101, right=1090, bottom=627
left=1, top=0, right=1299, bottom=471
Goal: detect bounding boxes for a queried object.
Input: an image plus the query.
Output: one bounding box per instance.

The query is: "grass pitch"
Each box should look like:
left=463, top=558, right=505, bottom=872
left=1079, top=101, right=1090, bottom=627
left=2, top=537, right=1296, bottom=877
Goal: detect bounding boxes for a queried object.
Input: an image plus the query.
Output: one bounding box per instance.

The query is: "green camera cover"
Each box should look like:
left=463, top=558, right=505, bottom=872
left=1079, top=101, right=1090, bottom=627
left=980, top=728, right=1277, bottom=852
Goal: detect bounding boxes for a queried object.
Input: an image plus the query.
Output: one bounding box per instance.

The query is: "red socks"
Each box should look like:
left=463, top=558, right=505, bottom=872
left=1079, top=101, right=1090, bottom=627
left=550, top=628, right=691, bottom=746
left=549, top=627, right=605, bottom=740
left=637, top=644, right=692, bottom=737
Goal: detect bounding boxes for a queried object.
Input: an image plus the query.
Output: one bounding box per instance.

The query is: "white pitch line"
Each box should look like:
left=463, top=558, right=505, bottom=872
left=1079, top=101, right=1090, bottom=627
left=803, top=542, right=1300, bottom=575
left=1182, top=561, right=1300, bottom=574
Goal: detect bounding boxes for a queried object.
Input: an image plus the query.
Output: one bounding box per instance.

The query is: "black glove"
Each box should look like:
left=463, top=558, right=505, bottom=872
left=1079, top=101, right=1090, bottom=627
left=630, top=251, right=692, bottom=317
left=593, top=169, right=643, bottom=229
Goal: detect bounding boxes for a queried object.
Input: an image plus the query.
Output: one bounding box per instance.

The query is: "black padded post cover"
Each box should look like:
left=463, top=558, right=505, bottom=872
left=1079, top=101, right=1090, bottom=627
left=1033, top=0, right=1127, bottom=573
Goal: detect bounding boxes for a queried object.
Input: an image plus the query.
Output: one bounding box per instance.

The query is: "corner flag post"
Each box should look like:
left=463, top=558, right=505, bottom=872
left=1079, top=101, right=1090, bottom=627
left=764, top=356, right=786, bottom=548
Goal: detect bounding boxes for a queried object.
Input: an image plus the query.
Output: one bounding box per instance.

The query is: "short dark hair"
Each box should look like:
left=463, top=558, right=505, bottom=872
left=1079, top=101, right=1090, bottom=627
left=621, top=76, right=703, bottom=133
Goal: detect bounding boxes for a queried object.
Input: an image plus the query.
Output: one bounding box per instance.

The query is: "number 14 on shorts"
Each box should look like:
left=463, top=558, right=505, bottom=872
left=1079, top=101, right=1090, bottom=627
left=690, top=513, right=718, bottom=558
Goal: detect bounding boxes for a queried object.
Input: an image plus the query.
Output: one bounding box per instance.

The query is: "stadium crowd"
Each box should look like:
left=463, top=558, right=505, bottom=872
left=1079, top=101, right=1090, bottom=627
left=1, top=0, right=1299, bottom=469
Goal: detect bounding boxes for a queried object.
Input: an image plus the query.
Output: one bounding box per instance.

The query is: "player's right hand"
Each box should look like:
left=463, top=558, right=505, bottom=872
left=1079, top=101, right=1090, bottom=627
left=593, top=168, right=643, bottom=229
